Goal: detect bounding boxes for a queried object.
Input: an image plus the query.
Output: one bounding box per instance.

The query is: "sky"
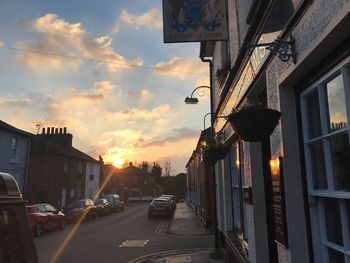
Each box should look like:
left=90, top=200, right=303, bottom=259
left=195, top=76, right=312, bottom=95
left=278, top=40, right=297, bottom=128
left=0, top=0, right=210, bottom=174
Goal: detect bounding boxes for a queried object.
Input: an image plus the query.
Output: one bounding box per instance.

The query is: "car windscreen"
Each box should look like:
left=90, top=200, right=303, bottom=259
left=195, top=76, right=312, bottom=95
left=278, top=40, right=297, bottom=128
left=153, top=200, right=168, bottom=205
left=67, top=201, right=84, bottom=209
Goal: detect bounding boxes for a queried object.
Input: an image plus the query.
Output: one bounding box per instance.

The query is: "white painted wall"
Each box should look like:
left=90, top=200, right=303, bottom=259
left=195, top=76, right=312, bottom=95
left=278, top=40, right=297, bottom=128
left=85, top=162, right=100, bottom=199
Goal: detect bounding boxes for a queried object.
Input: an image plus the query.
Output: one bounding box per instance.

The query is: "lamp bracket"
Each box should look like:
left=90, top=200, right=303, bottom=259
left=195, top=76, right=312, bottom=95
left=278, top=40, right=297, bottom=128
left=246, top=37, right=297, bottom=64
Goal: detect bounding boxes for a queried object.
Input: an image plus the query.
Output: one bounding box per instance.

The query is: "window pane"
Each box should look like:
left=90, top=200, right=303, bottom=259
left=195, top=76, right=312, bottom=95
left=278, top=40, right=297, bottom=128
left=307, top=90, right=322, bottom=138
left=324, top=198, right=343, bottom=246
left=327, top=74, right=347, bottom=132
left=309, top=141, right=328, bottom=189
left=328, top=247, right=344, bottom=263
left=330, top=133, right=350, bottom=191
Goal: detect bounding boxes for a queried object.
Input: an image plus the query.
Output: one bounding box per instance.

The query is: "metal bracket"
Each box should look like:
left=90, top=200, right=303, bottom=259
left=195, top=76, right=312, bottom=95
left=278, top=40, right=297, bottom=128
left=246, top=37, right=297, bottom=64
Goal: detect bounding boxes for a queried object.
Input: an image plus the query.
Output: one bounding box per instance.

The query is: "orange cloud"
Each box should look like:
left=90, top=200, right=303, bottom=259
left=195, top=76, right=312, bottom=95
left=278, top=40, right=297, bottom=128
left=15, top=14, right=143, bottom=72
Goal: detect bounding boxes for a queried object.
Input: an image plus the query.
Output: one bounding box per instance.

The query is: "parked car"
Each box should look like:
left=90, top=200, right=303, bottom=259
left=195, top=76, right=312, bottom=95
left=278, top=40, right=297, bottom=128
left=0, top=172, right=39, bottom=262
left=148, top=198, right=172, bottom=219
left=104, top=194, right=125, bottom=212
left=160, top=194, right=176, bottom=210
left=95, top=198, right=111, bottom=216
left=64, top=199, right=97, bottom=223
left=27, top=203, right=66, bottom=237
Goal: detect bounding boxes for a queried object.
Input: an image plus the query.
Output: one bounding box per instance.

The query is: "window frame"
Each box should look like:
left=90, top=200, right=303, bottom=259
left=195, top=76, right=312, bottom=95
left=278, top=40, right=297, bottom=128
left=300, top=57, right=350, bottom=263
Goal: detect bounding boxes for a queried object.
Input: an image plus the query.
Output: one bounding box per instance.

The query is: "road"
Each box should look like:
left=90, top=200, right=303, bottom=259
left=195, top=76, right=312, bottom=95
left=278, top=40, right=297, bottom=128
left=35, top=202, right=214, bottom=263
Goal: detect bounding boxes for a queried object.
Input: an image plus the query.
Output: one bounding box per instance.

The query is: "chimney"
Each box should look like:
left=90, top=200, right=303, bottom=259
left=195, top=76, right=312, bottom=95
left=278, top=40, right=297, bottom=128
left=59, top=128, right=63, bottom=134
left=64, top=127, right=67, bottom=134
left=47, top=127, right=50, bottom=134
left=42, top=127, right=46, bottom=134
left=55, top=128, right=58, bottom=134
left=51, top=127, right=54, bottom=134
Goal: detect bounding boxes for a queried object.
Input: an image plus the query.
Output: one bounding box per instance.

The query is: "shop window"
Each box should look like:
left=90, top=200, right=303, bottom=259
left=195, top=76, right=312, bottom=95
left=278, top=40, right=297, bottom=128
left=301, top=58, right=350, bottom=262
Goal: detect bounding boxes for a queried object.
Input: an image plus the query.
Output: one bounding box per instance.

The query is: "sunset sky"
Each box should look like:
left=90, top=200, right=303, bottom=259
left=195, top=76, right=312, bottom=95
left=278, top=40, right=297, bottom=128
left=0, top=0, right=210, bottom=173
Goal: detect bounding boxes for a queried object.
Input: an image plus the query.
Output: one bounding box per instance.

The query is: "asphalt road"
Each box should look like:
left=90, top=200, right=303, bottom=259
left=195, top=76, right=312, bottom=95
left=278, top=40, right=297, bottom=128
left=34, top=202, right=214, bottom=263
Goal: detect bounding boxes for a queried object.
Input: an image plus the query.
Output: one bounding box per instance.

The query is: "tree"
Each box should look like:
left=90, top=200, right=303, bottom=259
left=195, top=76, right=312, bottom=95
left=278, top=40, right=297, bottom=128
left=163, top=159, right=173, bottom=177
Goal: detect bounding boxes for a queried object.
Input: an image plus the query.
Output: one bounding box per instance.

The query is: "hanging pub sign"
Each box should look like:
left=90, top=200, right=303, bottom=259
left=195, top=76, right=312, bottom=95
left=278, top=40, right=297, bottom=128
left=270, top=157, right=288, bottom=248
left=162, top=0, right=228, bottom=43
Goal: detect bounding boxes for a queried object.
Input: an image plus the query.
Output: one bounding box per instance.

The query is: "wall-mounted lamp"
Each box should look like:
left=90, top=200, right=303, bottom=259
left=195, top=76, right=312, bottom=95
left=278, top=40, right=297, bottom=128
left=270, top=157, right=280, bottom=176
left=184, top=85, right=210, bottom=105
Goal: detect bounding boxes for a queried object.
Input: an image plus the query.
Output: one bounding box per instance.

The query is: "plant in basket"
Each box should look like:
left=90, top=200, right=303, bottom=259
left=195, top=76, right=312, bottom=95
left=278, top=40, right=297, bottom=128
left=227, top=103, right=281, bottom=142
left=201, top=136, right=230, bottom=166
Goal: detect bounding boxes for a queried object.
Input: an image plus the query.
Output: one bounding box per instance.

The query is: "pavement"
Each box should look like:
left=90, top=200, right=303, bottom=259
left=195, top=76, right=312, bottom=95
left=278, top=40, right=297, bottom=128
left=130, top=203, right=223, bottom=263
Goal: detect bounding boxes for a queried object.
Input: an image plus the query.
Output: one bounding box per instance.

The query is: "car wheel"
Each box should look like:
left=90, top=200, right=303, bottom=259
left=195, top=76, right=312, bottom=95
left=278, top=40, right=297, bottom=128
left=148, top=212, right=153, bottom=219
left=59, top=219, right=66, bottom=230
left=34, top=222, right=43, bottom=237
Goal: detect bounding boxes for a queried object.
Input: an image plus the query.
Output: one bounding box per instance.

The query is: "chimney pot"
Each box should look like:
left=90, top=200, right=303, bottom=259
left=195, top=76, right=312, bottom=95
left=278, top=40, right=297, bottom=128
left=64, top=127, right=67, bottom=134
left=55, top=128, right=58, bottom=134
left=129, top=162, right=133, bottom=167
left=42, top=127, right=45, bottom=134
left=47, top=127, right=50, bottom=134
left=59, top=128, right=63, bottom=134
left=51, top=127, right=54, bottom=134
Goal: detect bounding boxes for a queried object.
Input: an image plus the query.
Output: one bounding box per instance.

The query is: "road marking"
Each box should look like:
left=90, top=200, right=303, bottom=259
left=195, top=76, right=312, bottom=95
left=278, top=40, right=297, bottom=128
left=119, top=240, right=149, bottom=247
left=155, top=220, right=171, bottom=233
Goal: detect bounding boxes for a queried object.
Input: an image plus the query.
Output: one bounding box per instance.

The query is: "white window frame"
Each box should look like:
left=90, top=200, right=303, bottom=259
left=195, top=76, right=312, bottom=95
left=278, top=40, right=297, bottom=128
left=300, top=57, right=350, bottom=263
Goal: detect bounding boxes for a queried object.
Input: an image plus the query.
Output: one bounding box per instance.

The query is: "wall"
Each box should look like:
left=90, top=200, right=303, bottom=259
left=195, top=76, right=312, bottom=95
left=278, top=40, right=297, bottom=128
left=0, top=130, right=30, bottom=192
left=85, top=162, right=100, bottom=199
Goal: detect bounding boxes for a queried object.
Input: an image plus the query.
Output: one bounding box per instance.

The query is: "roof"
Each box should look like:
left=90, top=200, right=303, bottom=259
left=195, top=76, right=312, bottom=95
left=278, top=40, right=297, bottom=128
left=0, top=120, right=31, bottom=138
left=31, top=134, right=99, bottom=163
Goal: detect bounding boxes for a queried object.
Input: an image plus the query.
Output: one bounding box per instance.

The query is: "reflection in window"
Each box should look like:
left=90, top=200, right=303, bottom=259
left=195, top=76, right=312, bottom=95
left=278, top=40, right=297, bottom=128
left=310, top=141, right=327, bottom=189
left=307, top=91, right=322, bottom=138
left=324, top=198, right=343, bottom=246
left=330, top=133, right=350, bottom=191
left=327, top=74, right=347, bottom=132
left=328, top=247, right=344, bottom=263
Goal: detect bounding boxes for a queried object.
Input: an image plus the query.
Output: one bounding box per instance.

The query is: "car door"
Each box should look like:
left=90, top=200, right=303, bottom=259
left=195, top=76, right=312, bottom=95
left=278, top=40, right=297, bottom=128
left=46, top=204, right=60, bottom=228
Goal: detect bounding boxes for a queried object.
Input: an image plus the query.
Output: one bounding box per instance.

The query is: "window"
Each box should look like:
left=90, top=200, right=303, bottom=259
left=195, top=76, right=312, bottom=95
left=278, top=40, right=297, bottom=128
left=63, top=159, right=68, bottom=175
left=10, top=138, right=17, bottom=160
left=231, top=142, right=245, bottom=232
left=301, top=59, right=350, bottom=262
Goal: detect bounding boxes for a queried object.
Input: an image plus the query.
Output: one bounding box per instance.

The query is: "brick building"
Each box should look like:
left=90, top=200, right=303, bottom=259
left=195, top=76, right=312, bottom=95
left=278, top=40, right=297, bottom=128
left=26, top=127, right=101, bottom=209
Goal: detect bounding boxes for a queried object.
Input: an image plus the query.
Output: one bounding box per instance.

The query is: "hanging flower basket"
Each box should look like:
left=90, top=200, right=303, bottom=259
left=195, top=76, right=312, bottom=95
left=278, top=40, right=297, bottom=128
left=228, top=108, right=281, bottom=142
left=202, top=144, right=230, bottom=166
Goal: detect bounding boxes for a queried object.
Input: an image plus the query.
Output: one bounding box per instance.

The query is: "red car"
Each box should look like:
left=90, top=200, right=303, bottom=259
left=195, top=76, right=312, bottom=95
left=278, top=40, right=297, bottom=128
left=27, top=203, right=66, bottom=237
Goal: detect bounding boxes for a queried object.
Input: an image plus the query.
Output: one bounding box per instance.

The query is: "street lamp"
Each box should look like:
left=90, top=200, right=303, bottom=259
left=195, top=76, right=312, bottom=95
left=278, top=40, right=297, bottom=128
left=184, top=85, right=210, bottom=104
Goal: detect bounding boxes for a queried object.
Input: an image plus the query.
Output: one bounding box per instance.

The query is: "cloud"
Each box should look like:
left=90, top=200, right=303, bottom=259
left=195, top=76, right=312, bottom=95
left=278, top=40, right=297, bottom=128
left=117, top=9, right=162, bottom=30
left=0, top=40, right=4, bottom=47
left=140, top=127, right=199, bottom=147
left=15, top=14, right=143, bottom=72
left=154, top=57, right=208, bottom=79
left=120, top=104, right=170, bottom=119
left=94, top=81, right=114, bottom=91
left=0, top=97, right=32, bottom=108
left=126, top=89, right=152, bottom=101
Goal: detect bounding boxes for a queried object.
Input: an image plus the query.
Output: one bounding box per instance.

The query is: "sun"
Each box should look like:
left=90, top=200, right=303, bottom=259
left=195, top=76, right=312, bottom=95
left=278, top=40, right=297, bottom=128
left=113, top=158, right=123, bottom=168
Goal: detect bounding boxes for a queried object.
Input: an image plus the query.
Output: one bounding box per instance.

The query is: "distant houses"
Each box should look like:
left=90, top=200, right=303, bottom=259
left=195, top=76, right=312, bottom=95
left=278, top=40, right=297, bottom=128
left=101, top=162, right=161, bottom=201
left=0, top=120, right=102, bottom=209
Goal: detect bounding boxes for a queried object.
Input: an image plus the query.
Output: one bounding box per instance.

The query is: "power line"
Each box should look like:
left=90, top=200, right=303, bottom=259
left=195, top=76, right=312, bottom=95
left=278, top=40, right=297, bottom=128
left=0, top=45, right=202, bottom=76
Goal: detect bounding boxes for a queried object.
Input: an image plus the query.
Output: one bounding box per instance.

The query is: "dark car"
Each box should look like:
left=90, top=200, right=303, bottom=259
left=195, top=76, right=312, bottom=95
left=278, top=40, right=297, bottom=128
left=64, top=199, right=97, bottom=223
left=95, top=198, right=111, bottom=216
left=160, top=194, right=176, bottom=211
left=105, top=194, right=125, bottom=212
left=148, top=198, right=172, bottom=219
left=27, top=203, right=66, bottom=237
left=0, top=172, right=39, bottom=262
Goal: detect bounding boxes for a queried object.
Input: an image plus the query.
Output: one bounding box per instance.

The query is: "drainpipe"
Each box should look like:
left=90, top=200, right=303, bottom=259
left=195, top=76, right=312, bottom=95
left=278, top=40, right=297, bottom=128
left=200, top=50, right=219, bottom=251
